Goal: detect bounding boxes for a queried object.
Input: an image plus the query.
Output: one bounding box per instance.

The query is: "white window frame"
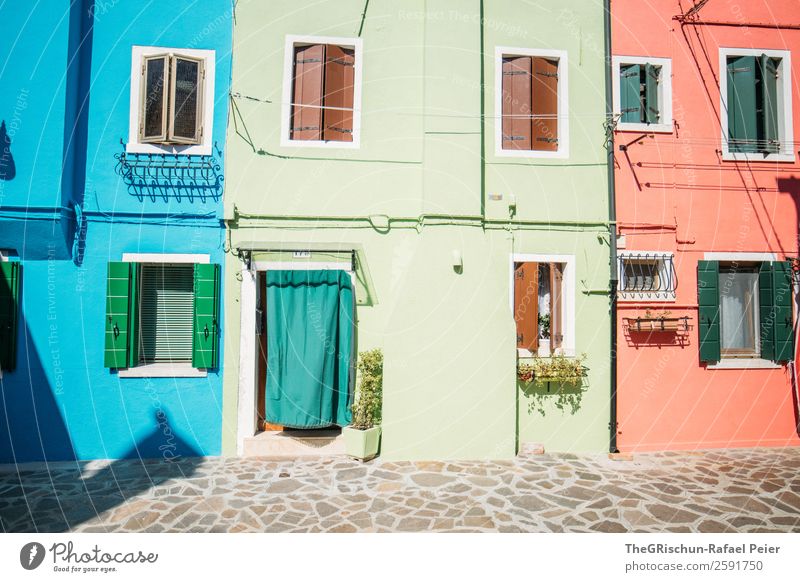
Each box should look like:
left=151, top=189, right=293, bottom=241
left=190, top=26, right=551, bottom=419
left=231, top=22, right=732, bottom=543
left=509, top=253, right=576, bottom=358
left=612, top=56, right=673, bottom=133
left=618, top=250, right=676, bottom=302
left=128, top=46, right=216, bottom=156
left=280, top=35, right=364, bottom=150
left=494, top=47, right=570, bottom=160
left=719, top=47, right=794, bottom=162
left=703, top=251, right=781, bottom=370
left=117, top=253, right=210, bottom=378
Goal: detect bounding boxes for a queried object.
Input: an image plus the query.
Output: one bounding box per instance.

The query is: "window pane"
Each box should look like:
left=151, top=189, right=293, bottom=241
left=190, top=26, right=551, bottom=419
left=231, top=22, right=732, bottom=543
left=172, top=58, right=200, bottom=140
left=139, top=264, right=194, bottom=364
left=623, top=261, right=659, bottom=291
left=143, top=57, right=166, bottom=139
left=719, top=270, right=758, bottom=354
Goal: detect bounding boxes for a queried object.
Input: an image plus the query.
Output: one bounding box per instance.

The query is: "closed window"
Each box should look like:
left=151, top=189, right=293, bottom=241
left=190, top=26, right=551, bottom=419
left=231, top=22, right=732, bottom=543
left=501, top=54, right=560, bottom=152
left=139, top=264, right=195, bottom=364
left=719, top=266, right=759, bottom=357
left=140, top=54, right=204, bottom=145
left=613, top=56, right=672, bottom=132
left=0, top=253, right=20, bottom=372
left=289, top=42, right=357, bottom=143
left=514, top=262, right=565, bottom=355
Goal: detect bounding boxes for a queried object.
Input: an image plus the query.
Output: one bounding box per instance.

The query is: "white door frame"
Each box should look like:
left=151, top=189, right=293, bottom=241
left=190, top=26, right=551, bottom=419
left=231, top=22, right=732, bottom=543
left=235, top=260, right=355, bottom=454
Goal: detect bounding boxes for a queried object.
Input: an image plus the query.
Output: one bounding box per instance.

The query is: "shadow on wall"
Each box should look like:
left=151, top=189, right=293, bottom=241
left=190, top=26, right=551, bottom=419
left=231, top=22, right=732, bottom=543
left=0, top=412, right=203, bottom=533
left=518, top=380, right=587, bottom=417
left=0, top=121, right=15, bottom=181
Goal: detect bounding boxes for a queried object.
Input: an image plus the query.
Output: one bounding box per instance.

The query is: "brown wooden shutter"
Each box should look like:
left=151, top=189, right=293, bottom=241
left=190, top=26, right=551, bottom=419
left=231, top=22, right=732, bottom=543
left=502, top=56, right=533, bottom=150
left=532, top=57, right=559, bottom=152
left=550, top=263, right=564, bottom=352
left=514, top=262, right=539, bottom=351
left=323, top=45, right=355, bottom=142
left=291, top=44, right=325, bottom=141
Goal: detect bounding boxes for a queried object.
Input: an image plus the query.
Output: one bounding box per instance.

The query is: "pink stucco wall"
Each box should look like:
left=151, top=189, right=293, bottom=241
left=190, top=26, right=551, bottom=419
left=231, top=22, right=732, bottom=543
left=613, top=0, right=800, bottom=451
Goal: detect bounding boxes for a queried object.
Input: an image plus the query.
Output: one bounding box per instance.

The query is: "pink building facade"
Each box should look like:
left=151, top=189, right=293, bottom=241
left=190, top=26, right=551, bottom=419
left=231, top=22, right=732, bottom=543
left=612, top=0, right=800, bottom=451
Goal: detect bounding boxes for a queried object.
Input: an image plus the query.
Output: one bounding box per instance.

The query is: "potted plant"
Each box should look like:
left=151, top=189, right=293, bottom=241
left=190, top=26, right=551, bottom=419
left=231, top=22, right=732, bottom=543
left=517, top=353, right=587, bottom=384
left=343, top=348, right=383, bottom=461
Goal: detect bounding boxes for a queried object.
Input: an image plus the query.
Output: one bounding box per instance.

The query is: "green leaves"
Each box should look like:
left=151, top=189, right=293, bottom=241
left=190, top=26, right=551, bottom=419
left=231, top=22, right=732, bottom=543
left=350, top=348, right=383, bottom=430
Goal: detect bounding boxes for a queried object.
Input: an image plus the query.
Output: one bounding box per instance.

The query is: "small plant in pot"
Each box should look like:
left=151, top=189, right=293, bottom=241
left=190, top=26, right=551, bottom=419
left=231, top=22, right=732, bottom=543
left=343, top=348, right=383, bottom=461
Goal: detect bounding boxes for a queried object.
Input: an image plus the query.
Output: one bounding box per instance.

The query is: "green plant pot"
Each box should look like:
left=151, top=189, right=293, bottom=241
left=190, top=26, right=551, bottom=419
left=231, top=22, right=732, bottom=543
left=342, top=426, right=381, bottom=461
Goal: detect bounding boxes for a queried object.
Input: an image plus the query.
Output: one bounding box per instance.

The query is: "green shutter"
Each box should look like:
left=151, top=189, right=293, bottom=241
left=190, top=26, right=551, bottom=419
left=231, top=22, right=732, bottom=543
left=758, top=262, right=776, bottom=361
left=104, top=262, right=137, bottom=368
left=698, top=261, right=721, bottom=363
left=620, top=64, right=641, bottom=123
left=192, top=263, right=220, bottom=369
left=758, top=55, right=779, bottom=154
left=644, top=64, right=660, bottom=124
left=0, top=262, right=21, bottom=371
left=727, top=56, right=758, bottom=153
left=771, top=261, right=794, bottom=362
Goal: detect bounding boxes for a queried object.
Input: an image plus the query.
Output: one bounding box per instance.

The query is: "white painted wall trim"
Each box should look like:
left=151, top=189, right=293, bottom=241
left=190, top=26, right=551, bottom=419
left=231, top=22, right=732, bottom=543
left=703, top=252, right=777, bottom=262
left=707, top=359, right=781, bottom=370
left=509, top=253, right=576, bottom=357
left=612, top=55, right=673, bottom=133
left=280, top=34, right=364, bottom=150
left=494, top=46, right=570, bottom=159
left=718, top=47, right=794, bottom=162
left=617, top=250, right=676, bottom=302
left=127, top=46, right=217, bottom=156
left=236, top=265, right=258, bottom=456
left=121, top=253, right=210, bottom=264
left=252, top=261, right=352, bottom=271
left=118, top=363, right=207, bottom=378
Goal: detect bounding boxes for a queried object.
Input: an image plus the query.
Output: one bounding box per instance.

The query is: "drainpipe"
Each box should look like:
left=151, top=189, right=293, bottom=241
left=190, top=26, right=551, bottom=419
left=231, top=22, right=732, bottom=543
left=604, top=0, right=620, bottom=454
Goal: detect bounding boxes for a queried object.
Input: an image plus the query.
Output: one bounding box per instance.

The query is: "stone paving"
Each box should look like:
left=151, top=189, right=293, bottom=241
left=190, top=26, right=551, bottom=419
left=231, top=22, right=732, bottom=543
left=1, top=447, right=799, bottom=533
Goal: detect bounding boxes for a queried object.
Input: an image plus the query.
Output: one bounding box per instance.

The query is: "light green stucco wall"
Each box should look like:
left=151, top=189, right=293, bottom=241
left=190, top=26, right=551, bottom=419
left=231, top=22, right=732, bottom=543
left=222, top=0, right=611, bottom=460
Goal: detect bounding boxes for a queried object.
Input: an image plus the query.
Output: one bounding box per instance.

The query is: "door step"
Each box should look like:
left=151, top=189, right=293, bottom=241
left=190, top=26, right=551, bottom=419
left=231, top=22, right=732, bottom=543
left=242, top=429, right=346, bottom=459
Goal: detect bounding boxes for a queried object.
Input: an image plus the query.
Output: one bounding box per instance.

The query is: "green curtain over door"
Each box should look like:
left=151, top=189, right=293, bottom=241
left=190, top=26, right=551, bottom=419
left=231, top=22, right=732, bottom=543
left=265, top=270, right=354, bottom=428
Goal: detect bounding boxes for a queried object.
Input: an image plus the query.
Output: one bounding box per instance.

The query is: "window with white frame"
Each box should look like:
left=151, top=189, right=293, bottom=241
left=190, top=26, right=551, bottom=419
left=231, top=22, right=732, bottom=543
left=720, top=48, right=793, bottom=161
left=281, top=36, right=363, bottom=148
left=618, top=252, right=677, bottom=301
left=613, top=56, right=672, bottom=132
left=496, top=47, right=569, bottom=158
left=128, top=47, right=216, bottom=155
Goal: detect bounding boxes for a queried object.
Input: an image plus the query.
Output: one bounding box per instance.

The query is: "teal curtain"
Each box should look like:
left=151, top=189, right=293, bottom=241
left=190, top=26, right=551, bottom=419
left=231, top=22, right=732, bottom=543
left=265, top=270, right=354, bottom=428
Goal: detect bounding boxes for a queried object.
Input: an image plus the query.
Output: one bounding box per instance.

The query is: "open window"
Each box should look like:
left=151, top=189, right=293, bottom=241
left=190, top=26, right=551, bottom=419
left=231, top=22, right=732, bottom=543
left=720, top=49, right=793, bottom=161
left=104, top=259, right=220, bottom=376
left=514, top=261, right=565, bottom=356
left=613, top=56, right=672, bottom=133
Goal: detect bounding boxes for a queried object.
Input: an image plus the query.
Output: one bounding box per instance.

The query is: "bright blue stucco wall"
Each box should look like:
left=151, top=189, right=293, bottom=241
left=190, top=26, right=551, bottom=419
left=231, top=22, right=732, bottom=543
left=0, top=1, right=233, bottom=463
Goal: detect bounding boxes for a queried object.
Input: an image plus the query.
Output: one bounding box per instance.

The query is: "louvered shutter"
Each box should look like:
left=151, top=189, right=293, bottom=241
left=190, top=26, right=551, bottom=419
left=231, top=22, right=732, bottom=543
left=323, top=45, right=355, bottom=142
left=104, top=262, right=137, bottom=368
left=771, top=261, right=794, bottom=362
left=0, top=261, right=20, bottom=371
left=169, top=55, right=204, bottom=145
left=698, top=261, right=721, bottom=363
left=502, top=56, right=532, bottom=150
left=619, top=64, right=641, bottom=123
left=291, top=44, right=325, bottom=141
left=550, top=263, right=563, bottom=352
left=140, top=55, right=169, bottom=143
left=727, top=56, right=758, bottom=153
left=193, top=263, right=220, bottom=368
left=644, top=64, right=660, bottom=124
left=139, top=264, right=194, bottom=364
left=759, top=55, right=779, bottom=154
left=758, top=262, right=776, bottom=361
left=532, top=57, right=559, bottom=151
left=514, top=262, right=539, bottom=351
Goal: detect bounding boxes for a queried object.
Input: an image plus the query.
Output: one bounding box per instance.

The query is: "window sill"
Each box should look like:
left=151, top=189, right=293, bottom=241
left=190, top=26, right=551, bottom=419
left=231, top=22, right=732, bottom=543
left=495, top=147, right=569, bottom=160
left=616, top=123, right=673, bottom=134
left=125, top=141, right=212, bottom=157
left=117, top=363, right=208, bottom=378
left=706, top=359, right=782, bottom=370
left=518, top=348, right=575, bottom=359
left=280, top=138, right=360, bottom=150
left=721, top=151, right=795, bottom=163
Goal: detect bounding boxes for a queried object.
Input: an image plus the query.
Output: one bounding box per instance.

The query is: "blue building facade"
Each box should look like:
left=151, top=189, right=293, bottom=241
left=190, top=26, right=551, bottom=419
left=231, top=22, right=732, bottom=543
left=0, top=1, right=232, bottom=463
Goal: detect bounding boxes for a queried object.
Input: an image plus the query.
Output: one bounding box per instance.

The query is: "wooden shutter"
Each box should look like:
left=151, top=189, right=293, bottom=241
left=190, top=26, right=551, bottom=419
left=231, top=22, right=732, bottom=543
left=644, top=64, right=660, bottom=124
left=104, top=262, right=137, bottom=368
left=502, top=56, right=532, bottom=150
left=758, top=262, right=776, bottom=361
left=193, top=263, right=220, bottom=369
left=771, top=261, right=794, bottom=362
left=514, top=262, right=539, bottom=351
left=323, top=45, right=355, bottom=142
left=140, top=55, right=169, bottom=143
left=0, top=262, right=20, bottom=371
left=727, top=56, right=758, bottom=153
left=550, top=263, right=563, bottom=353
left=140, top=264, right=194, bottom=364
left=619, top=64, right=641, bottom=123
left=168, top=55, right=204, bottom=145
left=698, top=261, right=721, bottom=363
left=291, top=44, right=325, bottom=141
left=759, top=55, right=779, bottom=154
left=532, top=57, right=559, bottom=151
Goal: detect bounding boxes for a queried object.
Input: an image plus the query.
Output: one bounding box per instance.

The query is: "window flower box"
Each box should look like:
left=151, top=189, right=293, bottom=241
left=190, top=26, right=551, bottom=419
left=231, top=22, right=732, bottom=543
left=517, top=354, right=587, bottom=385
left=624, top=316, right=689, bottom=333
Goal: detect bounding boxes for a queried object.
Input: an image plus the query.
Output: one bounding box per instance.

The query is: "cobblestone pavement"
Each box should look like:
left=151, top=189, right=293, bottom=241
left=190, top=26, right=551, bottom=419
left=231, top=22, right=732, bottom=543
left=1, top=448, right=799, bottom=533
